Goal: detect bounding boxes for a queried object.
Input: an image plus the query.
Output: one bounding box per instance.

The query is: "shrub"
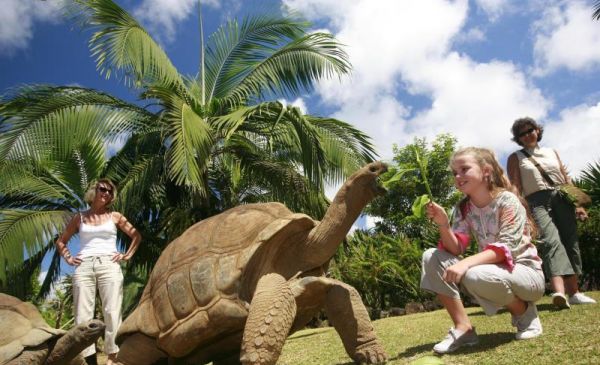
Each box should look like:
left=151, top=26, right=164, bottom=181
left=330, top=230, right=433, bottom=318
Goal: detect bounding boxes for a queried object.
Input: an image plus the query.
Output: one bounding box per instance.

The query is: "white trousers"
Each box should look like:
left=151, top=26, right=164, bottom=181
left=73, top=255, right=123, bottom=357
left=421, top=248, right=545, bottom=315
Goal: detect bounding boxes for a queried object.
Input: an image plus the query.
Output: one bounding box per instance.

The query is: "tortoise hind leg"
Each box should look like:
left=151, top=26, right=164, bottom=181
left=240, top=273, right=297, bottom=365
left=323, top=278, right=387, bottom=364
left=291, top=276, right=387, bottom=364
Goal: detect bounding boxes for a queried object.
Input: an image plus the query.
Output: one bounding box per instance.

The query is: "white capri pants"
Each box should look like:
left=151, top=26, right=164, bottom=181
left=420, top=248, right=545, bottom=315
left=73, top=255, right=123, bottom=357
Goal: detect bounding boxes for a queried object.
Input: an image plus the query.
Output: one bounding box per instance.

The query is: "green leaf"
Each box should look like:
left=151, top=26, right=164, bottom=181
left=68, top=0, right=184, bottom=88
left=382, top=168, right=416, bottom=188
left=411, top=194, right=431, bottom=218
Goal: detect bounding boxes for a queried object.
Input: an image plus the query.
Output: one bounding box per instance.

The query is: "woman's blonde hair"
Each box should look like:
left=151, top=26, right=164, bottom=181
left=451, top=147, right=537, bottom=238
left=84, top=178, right=118, bottom=206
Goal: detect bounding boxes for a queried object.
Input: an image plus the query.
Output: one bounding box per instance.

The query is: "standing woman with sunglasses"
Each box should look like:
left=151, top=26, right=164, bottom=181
left=55, top=179, right=141, bottom=365
left=507, top=117, right=595, bottom=310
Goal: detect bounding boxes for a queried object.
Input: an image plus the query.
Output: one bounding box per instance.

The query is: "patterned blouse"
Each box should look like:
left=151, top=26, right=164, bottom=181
left=445, top=190, right=542, bottom=272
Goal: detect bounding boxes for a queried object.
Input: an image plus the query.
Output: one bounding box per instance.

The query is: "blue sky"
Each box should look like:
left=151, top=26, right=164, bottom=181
left=3, top=0, right=599, bottom=173
left=2, top=0, right=600, bottom=274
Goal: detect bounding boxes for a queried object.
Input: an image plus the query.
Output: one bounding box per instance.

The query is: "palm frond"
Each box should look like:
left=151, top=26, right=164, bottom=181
left=308, top=116, right=377, bottom=184
left=204, top=14, right=309, bottom=102
left=164, top=98, right=214, bottom=192
left=67, top=0, right=184, bottom=88
left=0, top=85, right=152, bottom=162
left=0, top=161, right=71, bottom=208
left=594, top=1, right=600, bottom=20
left=222, top=32, right=351, bottom=104
left=577, top=160, right=600, bottom=203
left=219, top=134, right=328, bottom=217
left=0, top=210, right=72, bottom=284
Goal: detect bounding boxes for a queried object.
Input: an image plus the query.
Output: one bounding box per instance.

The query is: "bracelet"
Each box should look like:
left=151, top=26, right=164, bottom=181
left=436, top=222, right=450, bottom=229
left=63, top=252, right=72, bottom=259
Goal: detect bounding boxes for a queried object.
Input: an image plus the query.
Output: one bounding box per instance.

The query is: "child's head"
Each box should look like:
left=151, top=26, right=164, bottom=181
left=450, top=147, right=511, bottom=196
left=451, top=147, right=537, bottom=237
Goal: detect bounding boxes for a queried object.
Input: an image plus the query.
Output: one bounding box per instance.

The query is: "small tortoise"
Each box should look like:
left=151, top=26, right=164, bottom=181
left=0, top=293, right=104, bottom=365
left=116, top=162, right=389, bottom=365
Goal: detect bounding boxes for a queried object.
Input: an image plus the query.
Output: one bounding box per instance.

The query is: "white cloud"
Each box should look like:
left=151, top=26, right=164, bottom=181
left=533, top=1, right=600, bottom=76
left=473, top=0, right=513, bottom=20
left=134, top=0, right=206, bottom=42
left=455, top=27, right=486, bottom=44
left=0, top=0, right=63, bottom=55
left=543, top=102, right=600, bottom=177
left=283, top=0, right=550, bottom=164
left=278, top=97, right=308, bottom=114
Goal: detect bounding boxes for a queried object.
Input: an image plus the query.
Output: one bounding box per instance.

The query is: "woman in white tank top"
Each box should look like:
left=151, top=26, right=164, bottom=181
left=55, top=179, right=141, bottom=365
left=507, top=117, right=595, bottom=310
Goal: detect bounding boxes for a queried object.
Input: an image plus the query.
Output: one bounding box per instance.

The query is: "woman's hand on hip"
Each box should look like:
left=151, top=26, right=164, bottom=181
left=65, top=256, right=82, bottom=266
left=112, top=252, right=128, bottom=263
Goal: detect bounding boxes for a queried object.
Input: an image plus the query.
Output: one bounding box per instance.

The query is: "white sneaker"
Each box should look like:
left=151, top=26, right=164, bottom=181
left=569, top=292, right=597, bottom=305
left=513, top=302, right=543, bottom=340
left=433, top=327, right=479, bottom=354
left=551, top=292, right=570, bottom=310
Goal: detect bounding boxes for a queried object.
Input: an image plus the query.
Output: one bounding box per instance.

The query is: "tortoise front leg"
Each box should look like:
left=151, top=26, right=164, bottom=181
left=240, top=273, right=297, bottom=365
left=116, top=333, right=167, bottom=365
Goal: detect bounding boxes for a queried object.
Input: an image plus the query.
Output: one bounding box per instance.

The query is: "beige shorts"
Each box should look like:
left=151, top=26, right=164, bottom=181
left=73, top=255, right=123, bottom=356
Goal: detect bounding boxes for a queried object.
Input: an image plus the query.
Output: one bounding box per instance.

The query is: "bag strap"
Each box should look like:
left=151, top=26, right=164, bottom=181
left=520, top=149, right=557, bottom=187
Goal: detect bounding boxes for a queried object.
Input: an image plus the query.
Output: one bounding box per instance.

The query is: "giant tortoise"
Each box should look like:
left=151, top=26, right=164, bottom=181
left=0, top=293, right=104, bottom=365
left=116, top=161, right=389, bottom=365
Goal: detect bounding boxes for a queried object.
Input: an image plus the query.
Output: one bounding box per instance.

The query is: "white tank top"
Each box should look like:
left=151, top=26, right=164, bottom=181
left=516, top=146, right=567, bottom=197
left=77, top=212, right=118, bottom=258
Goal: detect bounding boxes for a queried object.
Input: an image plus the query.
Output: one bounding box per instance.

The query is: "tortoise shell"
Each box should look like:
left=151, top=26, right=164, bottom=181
left=0, top=293, right=65, bottom=364
left=118, top=202, right=315, bottom=357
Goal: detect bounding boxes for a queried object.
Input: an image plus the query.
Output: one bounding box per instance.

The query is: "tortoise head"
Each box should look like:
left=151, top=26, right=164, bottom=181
left=46, top=319, right=105, bottom=363
left=342, top=161, right=388, bottom=199
left=72, top=319, right=105, bottom=341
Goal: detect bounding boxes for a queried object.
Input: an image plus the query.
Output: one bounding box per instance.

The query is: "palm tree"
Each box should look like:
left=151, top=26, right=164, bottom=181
left=0, top=0, right=376, bottom=298
left=577, top=160, right=600, bottom=203
left=594, top=1, right=600, bottom=20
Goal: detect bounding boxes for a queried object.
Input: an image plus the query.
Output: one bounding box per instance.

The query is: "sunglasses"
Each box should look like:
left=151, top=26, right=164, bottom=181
left=518, top=127, right=535, bottom=138
left=96, top=186, right=113, bottom=195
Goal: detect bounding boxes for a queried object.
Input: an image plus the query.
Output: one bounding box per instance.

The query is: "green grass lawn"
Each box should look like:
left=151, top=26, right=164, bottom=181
left=278, top=291, right=600, bottom=365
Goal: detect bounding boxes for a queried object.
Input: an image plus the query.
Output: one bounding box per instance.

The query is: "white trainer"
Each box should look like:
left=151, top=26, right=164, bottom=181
left=569, top=292, right=597, bottom=305
left=551, top=292, right=570, bottom=309
left=513, top=302, right=543, bottom=340
left=433, top=327, right=479, bottom=354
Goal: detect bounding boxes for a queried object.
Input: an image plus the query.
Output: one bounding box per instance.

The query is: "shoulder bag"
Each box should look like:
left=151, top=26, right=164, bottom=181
left=520, top=149, right=591, bottom=208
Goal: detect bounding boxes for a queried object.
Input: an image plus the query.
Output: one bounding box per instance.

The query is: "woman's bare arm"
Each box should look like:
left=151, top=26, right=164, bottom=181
left=114, top=212, right=142, bottom=261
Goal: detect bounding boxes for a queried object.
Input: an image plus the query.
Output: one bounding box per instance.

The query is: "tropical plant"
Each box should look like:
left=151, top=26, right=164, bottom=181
left=576, top=160, right=600, bottom=204
left=0, top=0, right=376, bottom=299
left=594, top=1, right=600, bottom=20
left=366, top=134, right=460, bottom=242
left=575, top=160, right=600, bottom=289
left=330, top=230, right=430, bottom=317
